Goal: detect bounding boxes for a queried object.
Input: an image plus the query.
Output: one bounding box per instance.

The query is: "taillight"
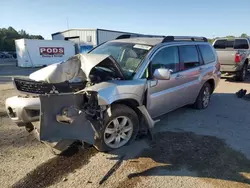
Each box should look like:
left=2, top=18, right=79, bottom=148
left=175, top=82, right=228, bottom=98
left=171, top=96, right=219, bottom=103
left=235, top=53, right=241, bottom=63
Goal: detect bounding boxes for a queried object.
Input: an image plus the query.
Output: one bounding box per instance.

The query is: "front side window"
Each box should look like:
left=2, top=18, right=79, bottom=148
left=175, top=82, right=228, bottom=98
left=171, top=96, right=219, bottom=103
left=151, top=46, right=179, bottom=74
left=198, top=45, right=216, bottom=64
left=89, top=42, right=152, bottom=78
left=179, top=45, right=200, bottom=70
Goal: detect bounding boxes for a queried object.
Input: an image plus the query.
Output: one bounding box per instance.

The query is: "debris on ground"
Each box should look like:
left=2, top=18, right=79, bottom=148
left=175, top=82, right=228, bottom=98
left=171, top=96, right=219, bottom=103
left=236, top=89, right=250, bottom=101
left=236, top=89, right=247, bottom=98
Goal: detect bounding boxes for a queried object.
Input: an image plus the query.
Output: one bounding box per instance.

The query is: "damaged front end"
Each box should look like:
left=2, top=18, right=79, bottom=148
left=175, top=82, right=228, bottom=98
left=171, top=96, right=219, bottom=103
left=7, top=53, right=157, bottom=151
left=40, top=92, right=103, bottom=145
left=39, top=88, right=157, bottom=148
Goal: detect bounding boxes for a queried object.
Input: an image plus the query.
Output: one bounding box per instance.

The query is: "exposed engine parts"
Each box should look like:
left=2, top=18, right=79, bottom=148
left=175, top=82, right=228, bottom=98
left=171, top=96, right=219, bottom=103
left=56, top=91, right=107, bottom=125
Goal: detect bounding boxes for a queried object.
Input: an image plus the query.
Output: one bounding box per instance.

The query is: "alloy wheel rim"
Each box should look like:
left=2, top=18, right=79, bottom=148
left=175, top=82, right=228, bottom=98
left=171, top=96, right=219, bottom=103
left=104, top=116, right=133, bottom=148
left=203, top=87, right=210, bottom=107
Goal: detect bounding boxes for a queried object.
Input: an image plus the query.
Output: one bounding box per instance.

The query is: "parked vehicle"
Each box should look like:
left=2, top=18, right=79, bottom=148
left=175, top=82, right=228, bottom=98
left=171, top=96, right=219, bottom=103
left=6, top=35, right=221, bottom=153
left=15, top=39, right=75, bottom=67
left=213, top=38, right=250, bottom=81
left=0, top=52, right=13, bottom=59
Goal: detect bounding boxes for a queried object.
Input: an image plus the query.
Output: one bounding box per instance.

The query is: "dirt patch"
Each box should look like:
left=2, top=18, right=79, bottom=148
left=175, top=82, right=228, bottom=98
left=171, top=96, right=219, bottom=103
left=118, top=132, right=250, bottom=188
left=12, top=146, right=98, bottom=188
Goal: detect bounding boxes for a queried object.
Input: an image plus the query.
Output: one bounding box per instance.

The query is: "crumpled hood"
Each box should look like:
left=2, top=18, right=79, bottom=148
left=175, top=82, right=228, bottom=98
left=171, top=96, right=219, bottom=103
left=29, top=54, right=124, bottom=83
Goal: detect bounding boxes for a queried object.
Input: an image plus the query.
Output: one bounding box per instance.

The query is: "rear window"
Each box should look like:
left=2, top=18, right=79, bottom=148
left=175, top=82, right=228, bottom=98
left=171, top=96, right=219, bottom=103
left=213, top=39, right=249, bottom=49
left=234, top=39, right=249, bottom=49
left=198, top=45, right=216, bottom=64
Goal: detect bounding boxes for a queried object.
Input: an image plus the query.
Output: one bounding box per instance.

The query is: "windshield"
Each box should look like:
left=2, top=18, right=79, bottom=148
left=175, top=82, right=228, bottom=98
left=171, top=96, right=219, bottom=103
left=89, top=42, right=152, bottom=78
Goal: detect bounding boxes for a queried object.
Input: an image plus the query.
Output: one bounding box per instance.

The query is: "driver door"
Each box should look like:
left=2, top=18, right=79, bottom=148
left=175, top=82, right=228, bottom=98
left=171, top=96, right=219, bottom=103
left=147, top=46, right=184, bottom=118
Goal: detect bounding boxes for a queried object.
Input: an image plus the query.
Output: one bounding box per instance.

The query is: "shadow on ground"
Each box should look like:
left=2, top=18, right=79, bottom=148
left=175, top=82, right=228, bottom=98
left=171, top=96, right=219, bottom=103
left=222, top=71, right=250, bottom=83
left=117, top=131, right=250, bottom=188
left=12, top=146, right=98, bottom=188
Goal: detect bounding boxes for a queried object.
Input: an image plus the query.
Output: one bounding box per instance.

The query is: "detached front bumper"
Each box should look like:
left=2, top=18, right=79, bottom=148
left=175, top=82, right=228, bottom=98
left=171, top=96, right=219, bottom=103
left=5, top=96, right=77, bottom=153
left=5, top=96, right=40, bottom=126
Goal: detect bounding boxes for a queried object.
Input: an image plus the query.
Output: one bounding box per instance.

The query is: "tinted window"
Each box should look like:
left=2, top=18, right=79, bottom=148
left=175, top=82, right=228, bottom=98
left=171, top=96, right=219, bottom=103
left=152, top=46, right=179, bottom=73
left=213, top=39, right=249, bottom=49
left=198, top=45, right=216, bottom=64
left=179, top=45, right=200, bottom=70
left=234, top=39, right=249, bottom=49
left=213, top=40, right=226, bottom=49
left=226, top=40, right=234, bottom=48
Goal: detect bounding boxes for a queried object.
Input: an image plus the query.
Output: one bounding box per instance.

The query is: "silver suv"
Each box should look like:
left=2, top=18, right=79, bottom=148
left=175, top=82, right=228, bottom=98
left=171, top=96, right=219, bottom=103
left=5, top=36, right=221, bottom=152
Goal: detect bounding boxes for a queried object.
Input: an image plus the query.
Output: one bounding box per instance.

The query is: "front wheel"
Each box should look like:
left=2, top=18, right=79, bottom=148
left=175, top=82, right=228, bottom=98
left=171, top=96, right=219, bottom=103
left=94, top=104, right=139, bottom=152
left=193, top=82, right=212, bottom=110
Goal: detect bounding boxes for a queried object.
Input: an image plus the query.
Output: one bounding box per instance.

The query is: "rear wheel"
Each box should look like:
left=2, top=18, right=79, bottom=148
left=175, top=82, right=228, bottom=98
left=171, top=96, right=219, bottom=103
left=94, top=104, right=139, bottom=152
left=236, top=63, right=248, bottom=81
left=193, top=82, right=212, bottom=110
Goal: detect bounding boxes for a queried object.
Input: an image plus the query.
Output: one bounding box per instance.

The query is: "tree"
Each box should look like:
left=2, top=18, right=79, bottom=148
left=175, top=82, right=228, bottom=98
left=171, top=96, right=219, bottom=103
left=226, top=35, right=235, bottom=39
left=0, top=26, right=44, bottom=51
left=240, top=33, right=248, bottom=38
left=208, top=39, right=215, bottom=44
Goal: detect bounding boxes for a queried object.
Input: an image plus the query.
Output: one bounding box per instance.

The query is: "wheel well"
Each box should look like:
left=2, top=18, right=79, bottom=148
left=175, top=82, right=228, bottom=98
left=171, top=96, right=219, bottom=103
left=112, top=99, right=140, bottom=114
left=207, top=79, right=215, bottom=93
left=112, top=99, right=145, bottom=128
left=244, top=59, right=249, bottom=65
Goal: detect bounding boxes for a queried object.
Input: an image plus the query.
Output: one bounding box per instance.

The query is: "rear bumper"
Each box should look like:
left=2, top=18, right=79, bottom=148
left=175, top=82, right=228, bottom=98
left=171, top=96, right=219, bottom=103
left=220, top=64, right=242, bottom=73
left=5, top=96, right=40, bottom=126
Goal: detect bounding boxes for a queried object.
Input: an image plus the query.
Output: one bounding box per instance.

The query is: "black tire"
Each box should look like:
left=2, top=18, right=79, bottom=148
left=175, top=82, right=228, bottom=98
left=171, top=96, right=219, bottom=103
left=236, top=63, right=248, bottom=81
left=94, top=104, right=139, bottom=152
left=193, top=82, right=212, bottom=110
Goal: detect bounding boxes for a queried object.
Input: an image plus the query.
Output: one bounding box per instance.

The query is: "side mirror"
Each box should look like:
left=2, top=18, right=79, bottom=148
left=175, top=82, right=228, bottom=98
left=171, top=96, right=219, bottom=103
left=153, top=68, right=171, bottom=80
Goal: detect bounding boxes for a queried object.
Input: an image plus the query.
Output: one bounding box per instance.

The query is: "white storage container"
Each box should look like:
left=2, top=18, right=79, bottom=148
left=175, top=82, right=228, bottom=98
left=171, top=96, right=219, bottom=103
left=15, top=39, right=75, bottom=67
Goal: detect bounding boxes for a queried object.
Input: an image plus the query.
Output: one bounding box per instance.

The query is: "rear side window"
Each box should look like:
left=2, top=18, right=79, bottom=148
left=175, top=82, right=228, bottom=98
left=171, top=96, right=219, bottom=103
left=213, top=39, right=249, bottom=49
left=179, top=45, right=200, bottom=70
left=213, top=40, right=226, bottom=49
left=198, top=45, right=216, bottom=64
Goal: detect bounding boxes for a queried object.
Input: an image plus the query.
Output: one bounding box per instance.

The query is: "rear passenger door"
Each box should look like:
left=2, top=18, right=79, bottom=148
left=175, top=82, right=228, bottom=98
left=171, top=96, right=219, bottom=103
left=176, top=45, right=203, bottom=104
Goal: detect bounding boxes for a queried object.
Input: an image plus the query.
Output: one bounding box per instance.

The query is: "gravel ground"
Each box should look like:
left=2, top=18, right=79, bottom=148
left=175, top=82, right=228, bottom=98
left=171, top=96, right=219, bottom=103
left=0, top=61, right=250, bottom=188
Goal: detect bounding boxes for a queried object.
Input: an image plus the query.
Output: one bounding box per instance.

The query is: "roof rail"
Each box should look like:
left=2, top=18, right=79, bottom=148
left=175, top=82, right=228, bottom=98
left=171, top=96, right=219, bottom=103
left=116, top=34, right=163, bottom=40
left=162, top=36, right=208, bottom=43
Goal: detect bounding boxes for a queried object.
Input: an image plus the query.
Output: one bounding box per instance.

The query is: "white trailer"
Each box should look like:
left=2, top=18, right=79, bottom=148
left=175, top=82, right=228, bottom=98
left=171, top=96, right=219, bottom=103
left=15, top=39, right=75, bottom=67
